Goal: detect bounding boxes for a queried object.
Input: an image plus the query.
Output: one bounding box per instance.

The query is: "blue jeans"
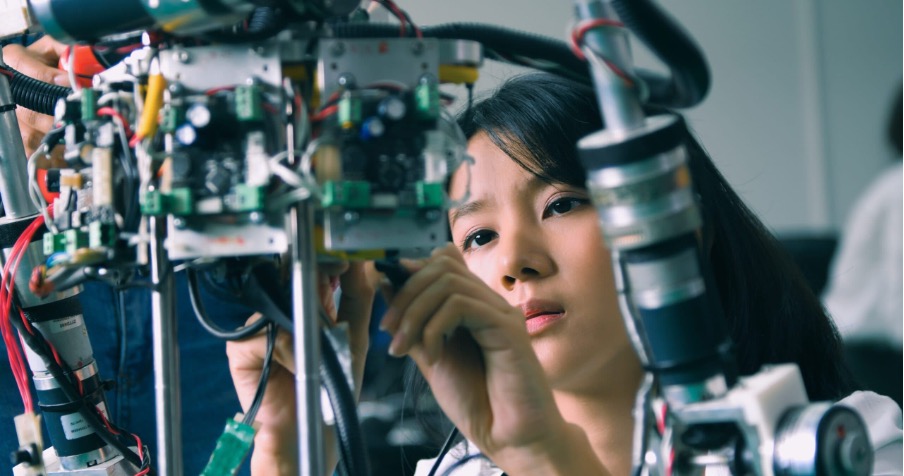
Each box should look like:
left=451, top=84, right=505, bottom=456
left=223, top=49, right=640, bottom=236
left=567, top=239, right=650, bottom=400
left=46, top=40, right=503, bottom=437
left=0, top=273, right=252, bottom=475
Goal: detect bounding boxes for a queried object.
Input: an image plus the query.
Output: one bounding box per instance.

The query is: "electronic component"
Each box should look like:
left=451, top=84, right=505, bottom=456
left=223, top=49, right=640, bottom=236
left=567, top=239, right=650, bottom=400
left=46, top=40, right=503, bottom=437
left=199, top=416, right=256, bottom=476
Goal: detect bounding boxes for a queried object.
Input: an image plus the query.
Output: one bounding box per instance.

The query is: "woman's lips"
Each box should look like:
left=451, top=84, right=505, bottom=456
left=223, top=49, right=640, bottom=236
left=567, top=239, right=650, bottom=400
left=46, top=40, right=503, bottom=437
left=520, top=299, right=566, bottom=335
left=525, top=312, right=565, bottom=335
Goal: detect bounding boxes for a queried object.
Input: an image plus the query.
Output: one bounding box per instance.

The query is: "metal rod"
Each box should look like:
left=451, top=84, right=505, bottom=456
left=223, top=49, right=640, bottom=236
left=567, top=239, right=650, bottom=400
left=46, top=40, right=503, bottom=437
left=290, top=200, right=325, bottom=476
left=0, top=47, right=40, bottom=219
left=150, top=216, right=183, bottom=476
left=573, top=0, right=646, bottom=135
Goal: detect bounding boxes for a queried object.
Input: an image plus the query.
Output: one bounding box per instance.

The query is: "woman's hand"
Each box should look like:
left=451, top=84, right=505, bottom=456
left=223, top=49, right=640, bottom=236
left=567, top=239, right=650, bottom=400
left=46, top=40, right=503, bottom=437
left=382, top=244, right=604, bottom=475
left=226, top=262, right=378, bottom=476
left=2, top=36, right=69, bottom=157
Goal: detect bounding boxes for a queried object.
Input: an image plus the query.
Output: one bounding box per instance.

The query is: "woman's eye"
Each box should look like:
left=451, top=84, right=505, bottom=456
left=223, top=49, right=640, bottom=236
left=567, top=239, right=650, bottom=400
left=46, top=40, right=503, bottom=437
left=545, top=197, right=588, bottom=217
left=462, top=230, right=497, bottom=250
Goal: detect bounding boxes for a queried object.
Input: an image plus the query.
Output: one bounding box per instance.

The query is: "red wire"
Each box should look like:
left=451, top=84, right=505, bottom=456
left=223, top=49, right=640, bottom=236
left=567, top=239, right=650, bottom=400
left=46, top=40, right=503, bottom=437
left=570, top=18, right=625, bottom=60
left=570, top=18, right=635, bottom=86
left=0, top=212, right=48, bottom=413
left=0, top=69, right=12, bottom=78
left=379, top=0, right=407, bottom=37
left=312, top=105, right=338, bottom=122
left=97, top=107, right=134, bottom=138
left=134, top=434, right=150, bottom=475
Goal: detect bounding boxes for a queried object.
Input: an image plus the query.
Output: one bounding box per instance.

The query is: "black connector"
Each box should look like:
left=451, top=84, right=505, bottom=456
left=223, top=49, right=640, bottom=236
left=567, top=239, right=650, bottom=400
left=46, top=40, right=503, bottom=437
left=374, top=259, right=410, bottom=289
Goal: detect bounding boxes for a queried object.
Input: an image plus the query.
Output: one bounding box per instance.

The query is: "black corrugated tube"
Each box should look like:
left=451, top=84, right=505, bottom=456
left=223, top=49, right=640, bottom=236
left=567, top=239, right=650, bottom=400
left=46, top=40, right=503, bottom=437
left=6, top=65, right=70, bottom=116
left=609, top=0, right=710, bottom=108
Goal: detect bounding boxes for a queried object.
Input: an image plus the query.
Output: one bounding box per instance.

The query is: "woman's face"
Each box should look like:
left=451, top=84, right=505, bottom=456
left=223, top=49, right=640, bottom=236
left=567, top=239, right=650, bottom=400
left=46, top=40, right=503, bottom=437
left=448, top=132, right=641, bottom=393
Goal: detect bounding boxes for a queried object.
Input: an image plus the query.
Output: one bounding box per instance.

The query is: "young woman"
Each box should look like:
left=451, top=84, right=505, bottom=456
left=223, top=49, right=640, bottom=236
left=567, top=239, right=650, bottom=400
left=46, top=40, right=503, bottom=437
left=227, top=73, right=902, bottom=475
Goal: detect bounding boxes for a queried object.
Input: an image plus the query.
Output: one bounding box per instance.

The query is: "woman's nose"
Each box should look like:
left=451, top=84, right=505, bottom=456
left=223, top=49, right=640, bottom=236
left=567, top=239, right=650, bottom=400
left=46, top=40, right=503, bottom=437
left=496, top=226, right=555, bottom=291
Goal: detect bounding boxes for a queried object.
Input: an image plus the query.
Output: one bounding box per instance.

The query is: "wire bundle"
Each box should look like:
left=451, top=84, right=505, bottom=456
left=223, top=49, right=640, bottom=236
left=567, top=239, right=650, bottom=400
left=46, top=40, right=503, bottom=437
left=372, top=0, right=422, bottom=38
left=0, top=212, right=46, bottom=413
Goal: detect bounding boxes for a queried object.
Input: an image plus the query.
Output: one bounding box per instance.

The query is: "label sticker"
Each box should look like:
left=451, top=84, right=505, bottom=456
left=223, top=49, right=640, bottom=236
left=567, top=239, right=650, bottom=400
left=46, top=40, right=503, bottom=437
left=60, top=402, right=106, bottom=440
left=49, top=315, right=83, bottom=334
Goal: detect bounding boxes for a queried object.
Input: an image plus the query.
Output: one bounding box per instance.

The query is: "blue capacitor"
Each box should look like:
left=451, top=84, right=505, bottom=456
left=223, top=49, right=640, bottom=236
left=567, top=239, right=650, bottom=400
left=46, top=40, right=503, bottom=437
left=359, top=117, right=386, bottom=141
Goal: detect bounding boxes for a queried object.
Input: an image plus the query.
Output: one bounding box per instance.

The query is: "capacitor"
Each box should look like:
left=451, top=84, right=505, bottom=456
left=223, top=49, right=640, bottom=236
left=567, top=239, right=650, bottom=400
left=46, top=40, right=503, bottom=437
left=360, top=117, right=386, bottom=140
left=378, top=96, right=407, bottom=121
left=186, top=103, right=212, bottom=128
left=175, top=124, right=198, bottom=146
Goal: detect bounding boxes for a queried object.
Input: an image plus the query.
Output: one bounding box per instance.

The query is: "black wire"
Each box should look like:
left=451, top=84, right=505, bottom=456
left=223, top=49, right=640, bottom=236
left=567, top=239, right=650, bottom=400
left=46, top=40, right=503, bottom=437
left=318, top=317, right=371, bottom=476
left=427, top=426, right=460, bottom=476
left=249, top=275, right=371, bottom=476
left=465, top=84, right=474, bottom=117
left=243, top=322, right=276, bottom=425
left=186, top=268, right=269, bottom=340
left=440, top=452, right=489, bottom=476
left=244, top=265, right=299, bottom=332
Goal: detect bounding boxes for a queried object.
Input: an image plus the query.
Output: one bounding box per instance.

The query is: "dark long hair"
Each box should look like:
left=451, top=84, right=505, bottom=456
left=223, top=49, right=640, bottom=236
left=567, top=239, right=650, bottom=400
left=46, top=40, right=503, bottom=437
left=407, top=72, right=854, bottom=444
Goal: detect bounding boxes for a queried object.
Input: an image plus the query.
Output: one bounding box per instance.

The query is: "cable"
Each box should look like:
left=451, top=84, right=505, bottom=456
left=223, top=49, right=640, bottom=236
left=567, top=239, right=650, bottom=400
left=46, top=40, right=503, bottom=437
left=608, top=0, right=711, bottom=108
left=242, top=323, right=276, bottom=425
left=318, top=319, right=371, bottom=476
left=0, top=211, right=48, bottom=413
left=245, top=273, right=371, bottom=476
left=427, top=427, right=460, bottom=476
left=372, top=0, right=407, bottom=37
left=186, top=268, right=269, bottom=341
left=0, top=64, right=71, bottom=116
left=440, top=452, right=489, bottom=476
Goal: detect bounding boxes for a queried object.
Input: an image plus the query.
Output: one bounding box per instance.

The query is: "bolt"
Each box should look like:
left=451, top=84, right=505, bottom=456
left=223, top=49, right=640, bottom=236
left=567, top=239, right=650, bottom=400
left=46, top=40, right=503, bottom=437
left=253, top=46, right=267, bottom=56
left=337, top=73, right=356, bottom=89
left=173, top=217, right=187, bottom=229
left=330, top=42, right=345, bottom=58
left=174, top=50, right=191, bottom=64
left=343, top=211, right=360, bottom=224
left=411, top=41, right=425, bottom=56
left=249, top=212, right=264, bottom=224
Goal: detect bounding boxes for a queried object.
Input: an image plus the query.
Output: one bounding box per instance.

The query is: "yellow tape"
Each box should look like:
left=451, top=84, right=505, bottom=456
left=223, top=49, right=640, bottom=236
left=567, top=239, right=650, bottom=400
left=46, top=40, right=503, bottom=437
left=439, top=65, right=479, bottom=85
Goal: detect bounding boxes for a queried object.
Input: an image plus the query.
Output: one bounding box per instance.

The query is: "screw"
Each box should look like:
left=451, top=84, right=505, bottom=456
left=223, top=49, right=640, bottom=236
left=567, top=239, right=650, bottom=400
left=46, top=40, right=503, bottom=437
left=174, top=50, right=191, bottom=64
left=343, top=211, right=360, bottom=224
left=173, top=217, right=187, bottom=229
left=249, top=212, right=264, bottom=224
left=337, top=73, right=356, bottom=89
left=411, top=42, right=425, bottom=55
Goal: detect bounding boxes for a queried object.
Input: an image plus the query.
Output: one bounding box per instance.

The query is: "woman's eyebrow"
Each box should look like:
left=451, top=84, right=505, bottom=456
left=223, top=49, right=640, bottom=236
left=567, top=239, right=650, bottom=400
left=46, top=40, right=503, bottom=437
left=449, top=199, right=487, bottom=228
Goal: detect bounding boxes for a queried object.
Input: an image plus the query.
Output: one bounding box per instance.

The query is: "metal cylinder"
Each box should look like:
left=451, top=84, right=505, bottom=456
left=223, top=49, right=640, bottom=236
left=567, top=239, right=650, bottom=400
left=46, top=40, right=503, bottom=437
left=289, top=201, right=325, bottom=476
left=0, top=51, right=40, bottom=219
left=150, top=216, right=183, bottom=476
left=573, top=0, right=645, bottom=136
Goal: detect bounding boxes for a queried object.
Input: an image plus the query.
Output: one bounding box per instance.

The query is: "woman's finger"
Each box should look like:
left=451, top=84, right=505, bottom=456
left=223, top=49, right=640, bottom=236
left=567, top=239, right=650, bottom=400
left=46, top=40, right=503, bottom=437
left=381, top=251, right=469, bottom=332
left=389, top=271, right=496, bottom=357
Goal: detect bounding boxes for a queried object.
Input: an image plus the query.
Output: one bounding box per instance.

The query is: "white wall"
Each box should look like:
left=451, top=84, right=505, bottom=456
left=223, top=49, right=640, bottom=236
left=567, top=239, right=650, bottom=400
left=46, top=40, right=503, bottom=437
left=404, top=0, right=903, bottom=232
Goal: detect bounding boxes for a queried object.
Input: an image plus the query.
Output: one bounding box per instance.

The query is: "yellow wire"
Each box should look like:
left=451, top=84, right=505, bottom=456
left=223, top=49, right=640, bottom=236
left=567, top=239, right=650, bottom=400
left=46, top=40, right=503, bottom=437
left=136, top=73, right=166, bottom=140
